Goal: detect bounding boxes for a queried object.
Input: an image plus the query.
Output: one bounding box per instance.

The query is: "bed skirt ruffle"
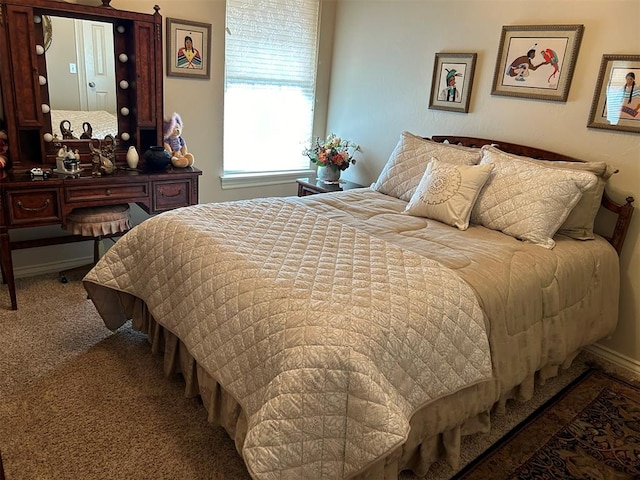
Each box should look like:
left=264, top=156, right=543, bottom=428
left=127, top=295, right=578, bottom=480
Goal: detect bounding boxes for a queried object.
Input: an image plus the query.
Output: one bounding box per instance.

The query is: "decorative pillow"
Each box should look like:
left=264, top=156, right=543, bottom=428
left=373, top=131, right=481, bottom=201
left=404, top=158, right=493, bottom=230
left=471, top=146, right=598, bottom=249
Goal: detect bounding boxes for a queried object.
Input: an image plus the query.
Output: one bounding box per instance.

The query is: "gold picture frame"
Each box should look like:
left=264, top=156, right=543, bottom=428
left=491, top=24, right=584, bottom=102
left=429, top=53, right=477, bottom=113
left=166, top=17, right=211, bottom=79
left=587, top=54, right=640, bottom=134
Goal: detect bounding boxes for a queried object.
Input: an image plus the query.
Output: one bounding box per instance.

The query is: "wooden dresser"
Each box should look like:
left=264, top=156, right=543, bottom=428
left=0, top=167, right=201, bottom=309
left=0, top=0, right=202, bottom=308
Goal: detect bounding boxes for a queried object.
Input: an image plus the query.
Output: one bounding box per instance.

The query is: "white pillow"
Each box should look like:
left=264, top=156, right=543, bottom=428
left=373, top=131, right=481, bottom=201
left=471, top=146, right=598, bottom=249
left=404, top=158, right=493, bottom=230
left=480, top=146, right=615, bottom=240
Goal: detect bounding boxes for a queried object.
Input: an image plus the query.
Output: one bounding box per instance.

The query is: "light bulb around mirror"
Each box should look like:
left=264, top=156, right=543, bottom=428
left=120, top=107, right=130, bottom=116
left=41, top=104, right=50, bottom=114
left=38, top=75, right=47, bottom=86
left=117, top=25, right=125, bottom=33
left=33, top=15, right=42, bottom=23
left=118, top=53, right=128, bottom=63
left=119, top=80, right=129, bottom=89
left=35, top=44, right=45, bottom=55
left=43, top=133, right=53, bottom=142
left=120, top=132, right=130, bottom=141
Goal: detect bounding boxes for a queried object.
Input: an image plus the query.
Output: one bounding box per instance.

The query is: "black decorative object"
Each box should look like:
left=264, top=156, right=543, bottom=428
left=143, top=146, right=172, bottom=171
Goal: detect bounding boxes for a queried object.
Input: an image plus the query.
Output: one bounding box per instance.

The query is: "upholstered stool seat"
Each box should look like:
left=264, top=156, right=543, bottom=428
left=66, top=204, right=131, bottom=237
left=59, top=204, right=131, bottom=283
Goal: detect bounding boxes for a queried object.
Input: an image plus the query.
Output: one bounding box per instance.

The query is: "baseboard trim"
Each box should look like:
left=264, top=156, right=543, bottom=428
left=586, top=343, right=640, bottom=375
left=14, top=256, right=93, bottom=279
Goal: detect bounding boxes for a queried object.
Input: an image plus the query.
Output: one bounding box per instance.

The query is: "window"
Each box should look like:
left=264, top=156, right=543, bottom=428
left=223, top=0, right=320, bottom=183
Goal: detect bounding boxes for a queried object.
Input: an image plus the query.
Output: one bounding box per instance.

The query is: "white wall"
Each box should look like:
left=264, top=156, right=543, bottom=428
left=326, top=0, right=640, bottom=365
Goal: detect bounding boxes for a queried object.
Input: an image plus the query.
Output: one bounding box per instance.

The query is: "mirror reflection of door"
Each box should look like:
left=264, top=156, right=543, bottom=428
left=46, top=17, right=117, bottom=139
left=77, top=19, right=116, bottom=112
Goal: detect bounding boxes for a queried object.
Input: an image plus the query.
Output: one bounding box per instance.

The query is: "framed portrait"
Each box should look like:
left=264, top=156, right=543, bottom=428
left=166, top=17, right=211, bottom=79
left=429, top=53, right=477, bottom=113
left=587, top=55, right=640, bottom=134
left=491, top=25, right=584, bottom=102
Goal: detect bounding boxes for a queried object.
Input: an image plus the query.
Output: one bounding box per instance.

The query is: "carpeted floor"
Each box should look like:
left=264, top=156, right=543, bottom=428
left=0, top=273, right=638, bottom=479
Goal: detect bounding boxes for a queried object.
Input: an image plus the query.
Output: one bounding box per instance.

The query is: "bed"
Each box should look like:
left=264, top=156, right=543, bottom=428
left=83, top=134, right=635, bottom=479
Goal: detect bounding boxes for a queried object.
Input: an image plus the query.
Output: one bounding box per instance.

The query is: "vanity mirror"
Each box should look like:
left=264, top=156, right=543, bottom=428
left=45, top=16, right=118, bottom=140
left=0, top=0, right=163, bottom=169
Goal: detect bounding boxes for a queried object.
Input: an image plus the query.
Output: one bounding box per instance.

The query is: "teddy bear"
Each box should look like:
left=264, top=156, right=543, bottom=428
left=0, top=129, right=9, bottom=169
left=163, top=112, right=194, bottom=168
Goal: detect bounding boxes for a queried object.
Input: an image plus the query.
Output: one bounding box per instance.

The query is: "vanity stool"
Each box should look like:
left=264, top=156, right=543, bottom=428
left=59, top=204, right=132, bottom=283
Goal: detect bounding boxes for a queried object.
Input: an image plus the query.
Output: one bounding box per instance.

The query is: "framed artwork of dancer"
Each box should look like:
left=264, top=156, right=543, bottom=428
left=588, top=55, right=640, bottom=134
left=166, top=18, right=212, bottom=79
left=491, top=25, right=584, bottom=102
left=429, top=53, right=477, bottom=113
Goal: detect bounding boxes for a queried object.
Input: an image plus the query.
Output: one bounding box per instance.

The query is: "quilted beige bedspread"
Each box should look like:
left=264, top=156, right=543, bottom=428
left=84, top=197, right=493, bottom=479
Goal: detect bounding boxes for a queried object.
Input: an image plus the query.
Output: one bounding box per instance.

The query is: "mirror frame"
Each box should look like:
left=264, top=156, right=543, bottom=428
left=0, top=0, right=163, bottom=168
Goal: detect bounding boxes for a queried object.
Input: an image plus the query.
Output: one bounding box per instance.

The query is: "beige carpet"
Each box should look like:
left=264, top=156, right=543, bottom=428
left=0, top=273, right=635, bottom=480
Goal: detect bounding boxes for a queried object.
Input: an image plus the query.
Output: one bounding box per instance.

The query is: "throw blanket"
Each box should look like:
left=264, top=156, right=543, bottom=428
left=85, top=199, right=493, bottom=479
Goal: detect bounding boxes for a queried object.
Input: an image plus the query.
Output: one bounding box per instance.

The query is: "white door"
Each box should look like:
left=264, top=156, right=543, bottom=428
left=77, top=19, right=116, bottom=113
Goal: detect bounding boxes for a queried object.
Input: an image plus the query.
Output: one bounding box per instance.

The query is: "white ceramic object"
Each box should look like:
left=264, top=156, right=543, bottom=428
left=120, top=132, right=130, bottom=141
left=120, top=107, right=130, bottom=116
left=119, top=80, right=129, bottom=89
left=126, top=146, right=139, bottom=169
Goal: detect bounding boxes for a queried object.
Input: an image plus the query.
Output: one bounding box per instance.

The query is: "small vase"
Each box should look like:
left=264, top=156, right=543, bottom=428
left=317, top=165, right=341, bottom=184
left=126, top=146, right=139, bottom=169
left=143, top=146, right=172, bottom=172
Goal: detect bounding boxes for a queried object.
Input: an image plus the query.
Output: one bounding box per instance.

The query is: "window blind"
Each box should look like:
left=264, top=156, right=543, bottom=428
left=224, top=0, right=320, bottom=174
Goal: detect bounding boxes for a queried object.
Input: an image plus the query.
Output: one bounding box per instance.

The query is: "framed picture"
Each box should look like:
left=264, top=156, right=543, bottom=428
left=429, top=53, right=477, bottom=113
left=166, top=17, right=211, bottom=79
left=491, top=25, right=584, bottom=102
left=587, top=55, right=640, bottom=134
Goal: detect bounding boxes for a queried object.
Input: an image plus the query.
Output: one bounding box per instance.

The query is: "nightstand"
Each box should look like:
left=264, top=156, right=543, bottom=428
left=296, top=177, right=365, bottom=197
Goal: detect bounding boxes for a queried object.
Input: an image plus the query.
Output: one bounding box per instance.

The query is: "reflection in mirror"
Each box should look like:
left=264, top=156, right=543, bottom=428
left=45, top=16, right=118, bottom=140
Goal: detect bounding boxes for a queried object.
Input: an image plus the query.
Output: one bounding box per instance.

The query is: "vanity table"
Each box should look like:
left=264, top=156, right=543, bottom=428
left=0, top=0, right=202, bottom=309
left=0, top=166, right=201, bottom=309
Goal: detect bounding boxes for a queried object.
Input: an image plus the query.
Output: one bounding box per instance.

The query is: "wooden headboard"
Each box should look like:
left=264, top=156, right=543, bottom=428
left=430, top=135, right=635, bottom=255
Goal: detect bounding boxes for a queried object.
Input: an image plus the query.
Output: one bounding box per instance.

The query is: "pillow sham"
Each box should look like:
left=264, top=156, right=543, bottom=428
left=373, top=131, right=481, bottom=202
left=532, top=160, right=614, bottom=240
left=480, top=146, right=615, bottom=240
left=471, top=146, right=598, bottom=249
left=404, top=158, right=493, bottom=230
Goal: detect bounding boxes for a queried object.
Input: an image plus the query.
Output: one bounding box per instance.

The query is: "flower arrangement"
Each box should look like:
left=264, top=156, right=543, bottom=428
left=304, top=133, right=360, bottom=171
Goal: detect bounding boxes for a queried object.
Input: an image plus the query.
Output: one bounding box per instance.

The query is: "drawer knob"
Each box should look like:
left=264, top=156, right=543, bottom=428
left=17, top=199, right=50, bottom=212
left=105, top=189, right=111, bottom=196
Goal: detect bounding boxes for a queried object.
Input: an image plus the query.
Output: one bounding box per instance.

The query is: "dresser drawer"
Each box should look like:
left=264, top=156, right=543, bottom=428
left=6, top=189, right=61, bottom=226
left=153, top=180, right=192, bottom=211
left=65, top=182, right=149, bottom=204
